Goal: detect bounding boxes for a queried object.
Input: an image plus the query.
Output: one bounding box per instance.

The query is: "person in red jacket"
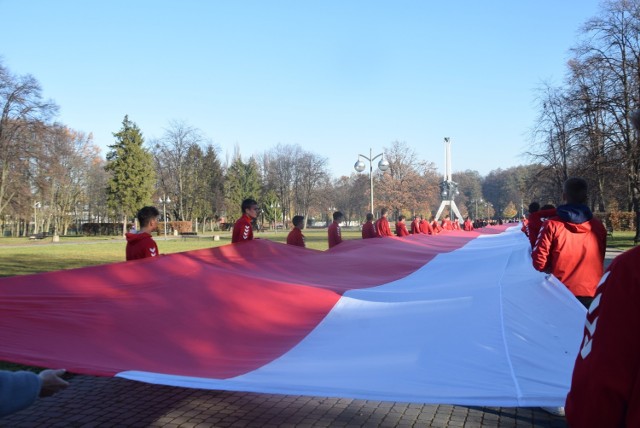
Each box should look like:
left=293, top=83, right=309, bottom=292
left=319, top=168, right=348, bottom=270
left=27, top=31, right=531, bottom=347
left=362, top=213, right=377, bottom=239
left=431, top=219, right=442, bottom=234
left=395, top=215, right=409, bottom=237
left=328, top=211, right=344, bottom=248
left=528, top=204, right=556, bottom=249
left=531, top=178, right=606, bottom=308
left=522, top=201, right=539, bottom=237
left=419, top=215, right=433, bottom=235
left=232, top=198, right=260, bottom=243
left=565, top=244, right=640, bottom=427
left=126, top=206, right=160, bottom=261
left=463, top=216, right=474, bottom=231
left=440, top=215, right=453, bottom=231
left=286, top=215, right=305, bottom=247
left=375, top=208, right=393, bottom=237
left=411, top=215, right=422, bottom=234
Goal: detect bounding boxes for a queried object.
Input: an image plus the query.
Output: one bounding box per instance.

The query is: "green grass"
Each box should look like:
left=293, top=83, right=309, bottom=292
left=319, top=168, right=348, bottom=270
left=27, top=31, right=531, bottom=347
left=607, top=230, right=638, bottom=250
left=0, top=228, right=364, bottom=277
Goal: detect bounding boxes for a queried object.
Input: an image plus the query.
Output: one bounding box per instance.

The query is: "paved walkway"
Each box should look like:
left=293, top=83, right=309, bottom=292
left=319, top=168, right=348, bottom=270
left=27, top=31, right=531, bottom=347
left=1, top=250, right=626, bottom=427
left=0, top=375, right=567, bottom=427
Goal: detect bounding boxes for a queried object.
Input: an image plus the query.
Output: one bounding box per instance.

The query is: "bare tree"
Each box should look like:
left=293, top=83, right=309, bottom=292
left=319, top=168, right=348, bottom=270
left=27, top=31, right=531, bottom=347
left=0, top=61, right=57, bottom=218
left=153, top=120, right=205, bottom=220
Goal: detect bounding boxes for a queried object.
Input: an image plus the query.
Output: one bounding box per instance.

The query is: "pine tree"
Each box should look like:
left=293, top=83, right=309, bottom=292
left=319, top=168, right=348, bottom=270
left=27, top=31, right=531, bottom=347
left=224, top=156, right=262, bottom=221
left=105, top=115, right=156, bottom=235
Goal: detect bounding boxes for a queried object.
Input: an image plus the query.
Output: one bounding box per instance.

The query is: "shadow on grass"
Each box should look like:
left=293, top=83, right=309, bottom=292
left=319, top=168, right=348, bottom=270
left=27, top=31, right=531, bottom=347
left=0, top=254, right=118, bottom=277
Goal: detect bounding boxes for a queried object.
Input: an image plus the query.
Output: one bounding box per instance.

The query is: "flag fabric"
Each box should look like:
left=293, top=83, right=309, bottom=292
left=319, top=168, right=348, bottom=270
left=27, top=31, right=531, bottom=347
left=0, top=226, right=585, bottom=406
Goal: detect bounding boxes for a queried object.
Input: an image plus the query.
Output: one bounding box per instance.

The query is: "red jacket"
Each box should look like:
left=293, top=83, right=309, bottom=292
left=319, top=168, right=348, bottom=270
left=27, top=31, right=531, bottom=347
left=431, top=220, right=442, bottom=234
left=420, top=219, right=433, bottom=235
left=411, top=219, right=421, bottom=234
left=463, top=219, right=473, bottom=231
left=528, top=208, right=557, bottom=249
left=565, top=246, right=640, bottom=427
left=362, top=221, right=377, bottom=239
left=441, top=218, right=453, bottom=230
left=328, top=221, right=342, bottom=248
left=286, top=227, right=305, bottom=247
left=375, top=217, right=393, bottom=237
left=531, top=204, right=606, bottom=297
left=232, top=214, right=254, bottom=243
left=395, top=221, right=409, bottom=237
left=125, top=232, right=159, bottom=260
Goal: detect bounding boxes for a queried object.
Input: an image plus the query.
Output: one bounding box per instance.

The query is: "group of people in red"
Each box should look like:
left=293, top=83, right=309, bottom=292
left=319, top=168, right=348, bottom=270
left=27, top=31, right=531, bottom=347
left=522, top=174, right=640, bottom=426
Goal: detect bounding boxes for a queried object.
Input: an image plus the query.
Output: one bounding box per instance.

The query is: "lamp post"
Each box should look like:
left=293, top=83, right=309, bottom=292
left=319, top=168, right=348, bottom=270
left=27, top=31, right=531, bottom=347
left=158, top=195, right=171, bottom=239
left=484, top=201, right=492, bottom=220
left=354, top=148, right=389, bottom=214
left=471, top=198, right=483, bottom=220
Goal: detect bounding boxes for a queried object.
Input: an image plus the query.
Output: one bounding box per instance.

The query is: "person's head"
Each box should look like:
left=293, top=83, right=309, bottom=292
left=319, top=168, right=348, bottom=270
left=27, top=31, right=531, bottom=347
left=398, top=215, right=405, bottom=223
left=541, top=203, right=555, bottom=210
left=241, top=198, right=260, bottom=219
left=528, top=202, right=540, bottom=214
left=333, top=211, right=344, bottom=222
left=563, top=178, right=588, bottom=204
left=366, top=213, right=374, bottom=222
left=292, top=215, right=304, bottom=229
left=380, top=208, right=388, bottom=217
left=137, top=206, right=160, bottom=229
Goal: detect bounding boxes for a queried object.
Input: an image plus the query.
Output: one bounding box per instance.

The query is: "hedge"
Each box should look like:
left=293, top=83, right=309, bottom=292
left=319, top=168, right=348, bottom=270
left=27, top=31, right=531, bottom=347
left=594, top=211, right=636, bottom=231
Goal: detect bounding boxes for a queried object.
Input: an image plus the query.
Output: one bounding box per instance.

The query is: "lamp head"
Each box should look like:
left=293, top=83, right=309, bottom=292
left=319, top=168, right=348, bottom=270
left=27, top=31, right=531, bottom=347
left=378, top=158, right=389, bottom=172
left=354, top=160, right=366, bottom=172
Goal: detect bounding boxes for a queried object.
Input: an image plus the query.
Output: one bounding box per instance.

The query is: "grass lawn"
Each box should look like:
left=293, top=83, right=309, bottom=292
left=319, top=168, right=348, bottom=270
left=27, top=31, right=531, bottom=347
left=0, top=228, right=364, bottom=277
left=607, top=230, right=638, bottom=250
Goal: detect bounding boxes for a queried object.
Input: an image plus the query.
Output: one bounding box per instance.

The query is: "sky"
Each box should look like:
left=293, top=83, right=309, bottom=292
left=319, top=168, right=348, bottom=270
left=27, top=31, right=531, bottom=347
left=1, top=1, right=603, bottom=179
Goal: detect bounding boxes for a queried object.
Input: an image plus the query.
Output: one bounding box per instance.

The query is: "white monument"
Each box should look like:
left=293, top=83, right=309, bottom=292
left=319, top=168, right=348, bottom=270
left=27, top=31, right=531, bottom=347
left=434, top=138, right=463, bottom=223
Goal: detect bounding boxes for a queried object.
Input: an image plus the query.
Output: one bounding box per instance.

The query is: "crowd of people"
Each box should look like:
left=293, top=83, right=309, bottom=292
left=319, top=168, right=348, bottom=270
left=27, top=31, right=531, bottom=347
left=7, top=160, right=640, bottom=424
left=116, top=180, right=640, bottom=426
left=522, top=174, right=638, bottom=425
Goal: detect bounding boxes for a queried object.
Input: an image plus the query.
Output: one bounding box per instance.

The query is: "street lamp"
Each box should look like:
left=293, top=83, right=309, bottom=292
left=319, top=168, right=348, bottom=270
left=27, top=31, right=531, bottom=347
left=158, top=195, right=171, bottom=239
left=354, top=148, right=389, bottom=214
left=484, top=201, right=493, bottom=220
left=471, top=198, right=483, bottom=220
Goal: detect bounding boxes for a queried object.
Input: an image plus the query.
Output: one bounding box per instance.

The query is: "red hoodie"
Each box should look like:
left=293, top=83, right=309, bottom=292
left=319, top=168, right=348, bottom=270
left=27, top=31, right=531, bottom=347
left=565, top=246, right=640, bottom=427
left=528, top=208, right=557, bottom=249
left=531, top=204, right=606, bottom=297
left=125, top=232, right=159, bottom=261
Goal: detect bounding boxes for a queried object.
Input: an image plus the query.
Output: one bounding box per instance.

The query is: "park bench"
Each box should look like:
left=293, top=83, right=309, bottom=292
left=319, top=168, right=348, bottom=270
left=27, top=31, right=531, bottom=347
left=28, top=232, right=48, bottom=240
left=180, top=232, right=199, bottom=240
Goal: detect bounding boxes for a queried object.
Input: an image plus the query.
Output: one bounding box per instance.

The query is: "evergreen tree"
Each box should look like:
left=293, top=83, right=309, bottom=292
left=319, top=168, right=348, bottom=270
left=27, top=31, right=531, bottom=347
left=105, top=115, right=156, bottom=235
left=224, top=156, right=262, bottom=220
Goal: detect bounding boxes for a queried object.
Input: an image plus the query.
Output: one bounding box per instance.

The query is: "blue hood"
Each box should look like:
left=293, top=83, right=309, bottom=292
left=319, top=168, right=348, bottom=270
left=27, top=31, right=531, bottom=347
left=556, top=203, right=593, bottom=224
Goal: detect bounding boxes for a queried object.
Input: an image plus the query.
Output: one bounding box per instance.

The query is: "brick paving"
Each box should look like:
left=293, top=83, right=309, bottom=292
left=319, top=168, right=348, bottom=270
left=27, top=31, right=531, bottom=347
left=0, top=375, right=567, bottom=427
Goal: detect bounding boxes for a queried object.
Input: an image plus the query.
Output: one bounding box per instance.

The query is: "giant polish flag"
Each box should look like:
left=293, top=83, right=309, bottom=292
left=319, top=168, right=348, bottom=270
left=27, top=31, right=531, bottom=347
left=0, top=226, right=585, bottom=407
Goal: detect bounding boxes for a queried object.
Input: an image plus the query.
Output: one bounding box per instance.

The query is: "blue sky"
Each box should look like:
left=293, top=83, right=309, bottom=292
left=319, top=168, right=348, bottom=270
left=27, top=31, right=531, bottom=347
left=1, top=1, right=602, bottom=178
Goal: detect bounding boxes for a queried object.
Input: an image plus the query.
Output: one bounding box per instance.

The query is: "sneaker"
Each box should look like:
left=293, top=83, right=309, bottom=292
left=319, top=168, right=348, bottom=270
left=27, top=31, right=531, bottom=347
left=541, top=406, right=565, bottom=417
